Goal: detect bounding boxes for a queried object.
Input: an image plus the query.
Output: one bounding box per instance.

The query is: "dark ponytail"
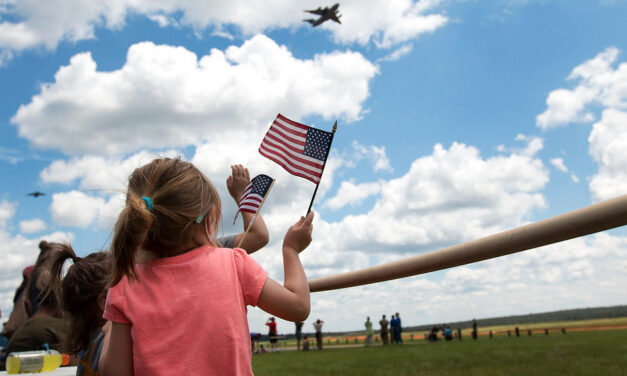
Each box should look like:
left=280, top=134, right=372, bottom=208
left=48, top=244, right=111, bottom=354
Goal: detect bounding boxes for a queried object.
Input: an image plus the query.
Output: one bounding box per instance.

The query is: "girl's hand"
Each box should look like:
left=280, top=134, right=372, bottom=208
left=283, top=212, right=314, bottom=253
left=226, top=164, right=250, bottom=203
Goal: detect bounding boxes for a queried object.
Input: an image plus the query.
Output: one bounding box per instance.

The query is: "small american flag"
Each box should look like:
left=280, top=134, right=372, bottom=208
left=259, top=114, right=333, bottom=184
left=233, top=174, right=274, bottom=224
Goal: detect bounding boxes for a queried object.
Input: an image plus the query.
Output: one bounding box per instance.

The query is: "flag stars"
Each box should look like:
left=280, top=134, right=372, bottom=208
left=304, top=128, right=332, bottom=160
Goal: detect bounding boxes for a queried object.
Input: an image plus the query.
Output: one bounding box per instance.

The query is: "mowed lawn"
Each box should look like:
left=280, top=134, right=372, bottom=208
left=252, top=329, right=627, bottom=376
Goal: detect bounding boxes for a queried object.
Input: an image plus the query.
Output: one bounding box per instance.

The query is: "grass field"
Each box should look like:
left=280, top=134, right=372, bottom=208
left=252, top=329, right=627, bottom=375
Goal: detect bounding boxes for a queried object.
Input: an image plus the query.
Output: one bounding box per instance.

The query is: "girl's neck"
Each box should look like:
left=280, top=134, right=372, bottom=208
left=136, top=241, right=212, bottom=264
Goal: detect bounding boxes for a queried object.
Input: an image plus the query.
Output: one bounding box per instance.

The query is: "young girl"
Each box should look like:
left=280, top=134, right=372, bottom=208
left=47, top=244, right=111, bottom=376
left=101, top=157, right=313, bottom=376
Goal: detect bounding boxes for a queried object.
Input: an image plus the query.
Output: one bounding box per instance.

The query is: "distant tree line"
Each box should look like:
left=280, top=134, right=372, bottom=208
left=323, top=305, right=627, bottom=337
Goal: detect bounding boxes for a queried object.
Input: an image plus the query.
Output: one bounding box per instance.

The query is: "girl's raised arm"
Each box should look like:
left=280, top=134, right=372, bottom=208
left=257, top=212, right=314, bottom=322
left=101, top=322, right=133, bottom=376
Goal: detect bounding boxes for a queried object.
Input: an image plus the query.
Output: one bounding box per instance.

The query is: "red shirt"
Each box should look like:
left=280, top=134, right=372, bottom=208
left=104, top=246, right=267, bottom=376
left=266, top=321, right=277, bottom=335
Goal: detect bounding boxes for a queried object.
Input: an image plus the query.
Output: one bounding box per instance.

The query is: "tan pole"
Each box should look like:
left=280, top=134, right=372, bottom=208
left=308, top=194, right=627, bottom=293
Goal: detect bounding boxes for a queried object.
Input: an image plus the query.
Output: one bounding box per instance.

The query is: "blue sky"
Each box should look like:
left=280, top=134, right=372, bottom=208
left=1, top=0, right=626, bottom=334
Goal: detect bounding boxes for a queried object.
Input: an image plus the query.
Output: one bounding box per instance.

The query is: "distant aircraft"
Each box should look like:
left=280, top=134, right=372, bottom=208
left=27, top=191, right=45, bottom=198
left=304, top=3, right=341, bottom=27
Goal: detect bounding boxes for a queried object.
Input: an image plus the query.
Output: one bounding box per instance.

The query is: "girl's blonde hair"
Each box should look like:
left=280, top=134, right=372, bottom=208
left=110, top=157, right=221, bottom=285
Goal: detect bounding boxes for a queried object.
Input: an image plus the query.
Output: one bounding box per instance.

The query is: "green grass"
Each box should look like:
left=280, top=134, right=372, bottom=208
left=252, top=329, right=627, bottom=376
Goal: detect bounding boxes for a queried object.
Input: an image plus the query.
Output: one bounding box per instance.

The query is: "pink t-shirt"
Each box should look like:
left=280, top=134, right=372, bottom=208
left=104, top=246, right=267, bottom=376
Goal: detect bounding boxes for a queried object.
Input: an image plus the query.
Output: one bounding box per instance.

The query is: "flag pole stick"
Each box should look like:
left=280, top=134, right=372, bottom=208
left=236, top=179, right=275, bottom=249
left=307, top=121, right=337, bottom=215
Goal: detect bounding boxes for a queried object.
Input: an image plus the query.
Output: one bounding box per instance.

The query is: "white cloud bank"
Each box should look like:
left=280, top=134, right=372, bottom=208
left=0, top=0, right=447, bottom=64
left=537, top=47, right=627, bottom=201
left=12, top=36, right=377, bottom=156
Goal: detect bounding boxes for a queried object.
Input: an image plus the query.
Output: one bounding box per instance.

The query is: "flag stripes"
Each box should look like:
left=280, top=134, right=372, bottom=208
left=259, top=114, right=331, bottom=184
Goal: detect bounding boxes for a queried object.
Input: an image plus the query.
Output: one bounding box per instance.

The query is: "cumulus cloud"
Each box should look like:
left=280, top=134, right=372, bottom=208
left=0, top=200, right=16, bottom=227
left=350, top=141, right=393, bottom=173
left=332, top=0, right=448, bottom=48
left=12, top=36, right=377, bottom=155
left=323, top=180, right=383, bottom=210
left=19, top=219, right=47, bottom=234
left=50, top=191, right=125, bottom=230
left=292, top=137, right=550, bottom=283
left=536, top=47, right=626, bottom=129
left=0, top=0, right=448, bottom=64
left=588, top=109, right=627, bottom=201
left=537, top=47, right=627, bottom=201
left=40, top=150, right=180, bottom=190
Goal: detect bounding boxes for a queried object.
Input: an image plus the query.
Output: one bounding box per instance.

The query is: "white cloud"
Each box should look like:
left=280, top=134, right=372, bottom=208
left=350, top=141, right=393, bottom=173
left=0, top=200, right=16, bottom=227
left=12, top=36, right=377, bottom=155
left=41, top=150, right=180, bottom=190
left=550, top=157, right=568, bottom=172
left=19, top=219, right=47, bottom=234
left=0, top=0, right=448, bottom=64
left=332, top=0, right=448, bottom=48
left=377, top=44, right=413, bottom=62
left=537, top=48, right=627, bottom=201
left=292, top=137, right=550, bottom=282
left=536, top=47, right=626, bottom=129
left=50, top=191, right=124, bottom=230
left=323, top=180, right=382, bottom=210
left=588, top=109, right=627, bottom=201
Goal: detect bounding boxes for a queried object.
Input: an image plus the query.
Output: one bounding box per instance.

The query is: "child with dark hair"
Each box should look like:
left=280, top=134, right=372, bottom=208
left=47, top=244, right=111, bottom=376
left=6, top=242, right=67, bottom=354
left=101, top=157, right=313, bottom=376
left=23, top=240, right=54, bottom=317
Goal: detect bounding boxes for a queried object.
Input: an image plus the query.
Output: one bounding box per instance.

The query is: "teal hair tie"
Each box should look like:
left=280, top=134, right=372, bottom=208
left=195, top=214, right=205, bottom=224
left=141, top=196, right=154, bottom=211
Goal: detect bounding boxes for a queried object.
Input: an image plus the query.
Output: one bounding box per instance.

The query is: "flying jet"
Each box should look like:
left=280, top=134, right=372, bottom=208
left=27, top=191, right=46, bottom=198
left=303, top=3, right=341, bottom=27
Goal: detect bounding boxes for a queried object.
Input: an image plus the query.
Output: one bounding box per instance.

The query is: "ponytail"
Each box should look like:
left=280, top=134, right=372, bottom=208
left=48, top=244, right=111, bottom=354
left=110, top=192, right=154, bottom=286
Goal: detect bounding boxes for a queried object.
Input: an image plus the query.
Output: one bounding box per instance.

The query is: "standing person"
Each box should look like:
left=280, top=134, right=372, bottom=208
left=47, top=245, right=111, bottom=375
left=392, top=313, right=403, bottom=344
left=313, top=319, right=324, bottom=350
left=266, top=317, right=279, bottom=352
left=101, top=157, right=314, bottom=376
left=295, top=321, right=304, bottom=350
left=364, top=317, right=374, bottom=347
left=302, top=335, right=310, bottom=351
left=472, top=319, right=478, bottom=340
left=389, top=314, right=396, bottom=345
left=250, top=332, right=261, bottom=353
left=379, top=315, right=389, bottom=345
